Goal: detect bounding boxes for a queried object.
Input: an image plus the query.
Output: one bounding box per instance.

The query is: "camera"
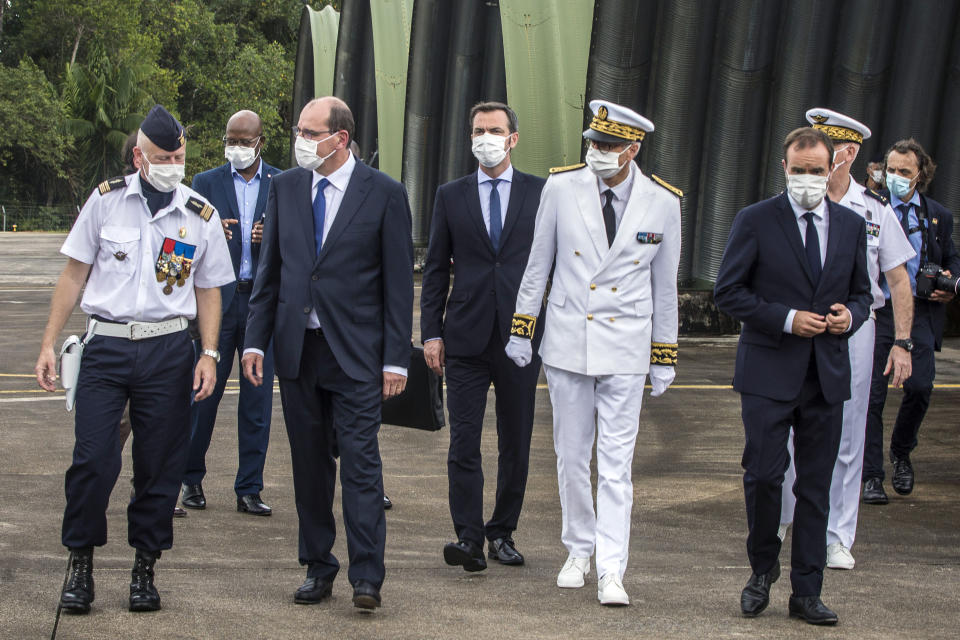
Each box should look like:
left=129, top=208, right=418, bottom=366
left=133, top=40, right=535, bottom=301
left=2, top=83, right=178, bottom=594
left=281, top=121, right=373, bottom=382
left=915, top=262, right=960, bottom=299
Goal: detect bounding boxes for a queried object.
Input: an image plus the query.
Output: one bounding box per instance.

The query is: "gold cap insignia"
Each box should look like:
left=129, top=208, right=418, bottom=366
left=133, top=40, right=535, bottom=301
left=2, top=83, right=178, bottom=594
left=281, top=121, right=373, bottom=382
left=810, top=115, right=829, bottom=124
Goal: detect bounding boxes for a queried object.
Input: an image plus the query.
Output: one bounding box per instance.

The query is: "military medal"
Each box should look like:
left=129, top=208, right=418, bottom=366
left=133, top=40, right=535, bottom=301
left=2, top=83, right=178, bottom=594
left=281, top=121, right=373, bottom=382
left=179, top=227, right=187, bottom=238
left=155, top=237, right=197, bottom=294
left=163, top=284, right=173, bottom=295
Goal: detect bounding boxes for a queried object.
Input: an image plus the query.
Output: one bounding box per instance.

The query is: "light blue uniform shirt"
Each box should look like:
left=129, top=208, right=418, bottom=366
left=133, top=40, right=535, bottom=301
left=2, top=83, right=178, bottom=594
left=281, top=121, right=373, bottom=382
left=232, top=162, right=262, bottom=280
left=883, top=190, right=923, bottom=298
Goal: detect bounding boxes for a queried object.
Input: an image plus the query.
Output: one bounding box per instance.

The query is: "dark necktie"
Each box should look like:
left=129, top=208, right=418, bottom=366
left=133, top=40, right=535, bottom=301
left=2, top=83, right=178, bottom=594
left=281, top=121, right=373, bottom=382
left=897, top=203, right=911, bottom=237
left=488, top=179, right=502, bottom=251
left=803, top=211, right=822, bottom=284
left=602, top=189, right=616, bottom=247
left=313, top=178, right=330, bottom=256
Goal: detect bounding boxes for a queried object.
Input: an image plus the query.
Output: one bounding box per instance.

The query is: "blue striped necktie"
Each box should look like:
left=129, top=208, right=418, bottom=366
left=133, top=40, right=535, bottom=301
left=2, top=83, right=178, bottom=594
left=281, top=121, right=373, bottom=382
left=313, top=178, right=329, bottom=256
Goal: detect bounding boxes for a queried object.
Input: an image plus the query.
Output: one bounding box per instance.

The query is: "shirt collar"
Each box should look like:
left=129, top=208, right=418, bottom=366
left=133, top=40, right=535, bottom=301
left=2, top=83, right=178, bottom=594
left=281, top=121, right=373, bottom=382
left=890, top=187, right=922, bottom=209
left=312, top=151, right=356, bottom=193
left=838, top=177, right=865, bottom=210
left=477, top=164, right=513, bottom=185
left=231, top=158, right=262, bottom=182
left=125, top=172, right=187, bottom=219
left=787, top=190, right=829, bottom=221
left=597, top=161, right=636, bottom=201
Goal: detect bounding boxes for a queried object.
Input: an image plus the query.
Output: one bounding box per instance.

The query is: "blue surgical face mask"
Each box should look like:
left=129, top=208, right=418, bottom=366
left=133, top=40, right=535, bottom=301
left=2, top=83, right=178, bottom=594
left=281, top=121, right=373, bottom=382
left=886, top=171, right=918, bottom=200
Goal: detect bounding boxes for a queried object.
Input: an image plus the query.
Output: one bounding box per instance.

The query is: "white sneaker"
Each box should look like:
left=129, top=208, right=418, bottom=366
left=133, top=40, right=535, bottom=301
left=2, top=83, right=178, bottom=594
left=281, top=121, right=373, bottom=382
left=597, top=573, right=629, bottom=606
left=826, top=542, right=855, bottom=570
left=556, top=555, right=590, bottom=588
left=778, top=523, right=789, bottom=542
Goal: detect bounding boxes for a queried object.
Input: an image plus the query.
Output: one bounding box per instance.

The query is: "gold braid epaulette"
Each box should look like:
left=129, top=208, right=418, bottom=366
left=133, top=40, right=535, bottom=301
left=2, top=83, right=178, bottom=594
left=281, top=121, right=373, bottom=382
left=549, top=163, right=586, bottom=174
left=97, top=176, right=126, bottom=195
left=510, top=314, right=537, bottom=339
left=650, top=342, right=678, bottom=366
left=185, top=196, right=215, bottom=222
left=863, top=188, right=888, bottom=205
left=652, top=175, right=683, bottom=198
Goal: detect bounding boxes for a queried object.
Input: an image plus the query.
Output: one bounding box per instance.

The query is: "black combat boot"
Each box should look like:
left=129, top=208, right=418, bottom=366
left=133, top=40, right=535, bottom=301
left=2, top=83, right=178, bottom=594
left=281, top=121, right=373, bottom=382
left=129, top=550, right=162, bottom=612
left=60, top=547, right=95, bottom=614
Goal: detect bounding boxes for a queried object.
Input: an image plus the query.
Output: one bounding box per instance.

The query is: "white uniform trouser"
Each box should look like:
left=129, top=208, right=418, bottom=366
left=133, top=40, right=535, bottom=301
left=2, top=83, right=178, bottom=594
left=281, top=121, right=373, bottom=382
left=544, top=364, right=646, bottom=580
left=781, top=316, right=876, bottom=548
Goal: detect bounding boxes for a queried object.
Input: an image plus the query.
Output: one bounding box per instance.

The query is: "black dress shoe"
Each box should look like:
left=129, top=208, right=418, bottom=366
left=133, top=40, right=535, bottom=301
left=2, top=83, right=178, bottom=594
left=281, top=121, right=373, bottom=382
left=173, top=506, right=187, bottom=518
left=891, top=455, right=914, bottom=495
left=788, top=595, right=838, bottom=625
left=181, top=483, right=205, bottom=509
left=237, top=493, right=272, bottom=516
left=60, top=547, right=94, bottom=614
left=352, top=580, right=382, bottom=610
left=294, top=577, right=333, bottom=604
left=383, top=494, right=393, bottom=510
left=129, top=550, right=161, bottom=612
left=488, top=537, right=524, bottom=565
left=862, top=477, right=889, bottom=504
left=740, top=563, right=780, bottom=617
left=443, top=540, right=487, bottom=572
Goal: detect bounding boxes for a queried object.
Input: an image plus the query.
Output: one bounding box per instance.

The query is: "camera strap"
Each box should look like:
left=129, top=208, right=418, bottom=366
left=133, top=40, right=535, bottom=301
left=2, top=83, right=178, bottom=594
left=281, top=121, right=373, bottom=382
left=915, top=196, right=929, bottom=264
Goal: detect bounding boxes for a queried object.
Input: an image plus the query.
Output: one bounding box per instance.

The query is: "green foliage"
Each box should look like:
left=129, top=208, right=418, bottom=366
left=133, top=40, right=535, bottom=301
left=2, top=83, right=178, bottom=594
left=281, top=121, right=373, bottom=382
left=0, top=58, right=73, bottom=204
left=0, top=0, right=308, bottom=207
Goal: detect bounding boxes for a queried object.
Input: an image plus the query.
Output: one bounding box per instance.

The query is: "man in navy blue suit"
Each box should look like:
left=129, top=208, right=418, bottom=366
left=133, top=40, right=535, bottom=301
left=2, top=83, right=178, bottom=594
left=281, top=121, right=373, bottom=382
left=421, top=102, right=545, bottom=572
left=242, top=97, right=413, bottom=611
left=715, top=127, right=872, bottom=626
left=182, top=110, right=277, bottom=516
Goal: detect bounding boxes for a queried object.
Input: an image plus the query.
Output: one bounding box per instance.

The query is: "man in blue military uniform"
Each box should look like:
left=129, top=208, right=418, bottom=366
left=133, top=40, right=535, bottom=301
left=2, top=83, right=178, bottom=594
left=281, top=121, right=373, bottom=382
left=863, top=138, right=960, bottom=502
left=34, top=104, right=235, bottom=614
left=182, top=110, right=278, bottom=516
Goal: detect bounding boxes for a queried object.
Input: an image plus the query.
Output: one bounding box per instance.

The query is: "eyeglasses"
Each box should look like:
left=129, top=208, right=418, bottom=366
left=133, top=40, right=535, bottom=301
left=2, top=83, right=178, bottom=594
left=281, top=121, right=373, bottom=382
left=222, top=135, right=262, bottom=147
left=292, top=126, right=337, bottom=141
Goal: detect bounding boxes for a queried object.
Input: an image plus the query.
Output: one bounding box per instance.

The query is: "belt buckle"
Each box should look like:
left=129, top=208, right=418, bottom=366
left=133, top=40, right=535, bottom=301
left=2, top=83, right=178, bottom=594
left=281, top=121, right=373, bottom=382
left=128, top=322, right=146, bottom=341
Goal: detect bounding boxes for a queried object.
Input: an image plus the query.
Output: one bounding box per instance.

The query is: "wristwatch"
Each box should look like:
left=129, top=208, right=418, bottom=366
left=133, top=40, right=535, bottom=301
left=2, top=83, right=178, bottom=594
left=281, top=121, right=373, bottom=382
left=893, top=339, right=914, bottom=352
left=201, top=348, right=221, bottom=363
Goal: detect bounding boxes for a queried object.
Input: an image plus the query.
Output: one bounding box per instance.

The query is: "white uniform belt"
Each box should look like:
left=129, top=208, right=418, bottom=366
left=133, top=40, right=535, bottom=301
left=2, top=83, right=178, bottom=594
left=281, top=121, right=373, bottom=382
left=87, top=317, right=189, bottom=341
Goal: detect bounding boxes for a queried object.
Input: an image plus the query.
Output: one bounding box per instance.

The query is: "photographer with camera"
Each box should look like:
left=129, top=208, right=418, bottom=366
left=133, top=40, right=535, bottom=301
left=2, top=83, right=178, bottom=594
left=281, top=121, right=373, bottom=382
left=863, top=139, right=960, bottom=504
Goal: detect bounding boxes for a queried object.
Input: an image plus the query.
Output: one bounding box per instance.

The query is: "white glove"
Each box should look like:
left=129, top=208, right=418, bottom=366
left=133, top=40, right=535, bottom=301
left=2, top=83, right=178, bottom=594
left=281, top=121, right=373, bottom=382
left=505, top=336, right=533, bottom=367
left=649, top=366, right=675, bottom=397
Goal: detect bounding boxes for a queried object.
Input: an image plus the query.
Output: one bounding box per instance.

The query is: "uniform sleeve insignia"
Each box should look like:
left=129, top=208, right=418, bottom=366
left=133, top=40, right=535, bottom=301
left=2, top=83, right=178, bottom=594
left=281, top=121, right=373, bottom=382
left=650, top=342, right=678, bottom=366
left=866, top=221, right=880, bottom=238
left=510, top=313, right=537, bottom=339
left=651, top=175, right=683, bottom=198
left=549, top=163, right=586, bottom=174
left=185, top=196, right=215, bottom=222
left=97, top=176, right=126, bottom=195
left=863, top=188, right=888, bottom=205
left=637, top=232, right=663, bottom=244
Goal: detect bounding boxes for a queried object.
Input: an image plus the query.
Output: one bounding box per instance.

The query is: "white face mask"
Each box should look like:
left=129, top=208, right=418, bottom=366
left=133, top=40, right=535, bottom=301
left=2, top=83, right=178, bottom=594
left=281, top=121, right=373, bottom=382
left=831, top=145, right=851, bottom=172
left=871, top=170, right=884, bottom=184
left=141, top=156, right=185, bottom=192
left=295, top=133, right=337, bottom=171
left=224, top=143, right=260, bottom=170
left=585, top=144, right=633, bottom=179
left=785, top=172, right=829, bottom=209
left=471, top=132, right=510, bottom=168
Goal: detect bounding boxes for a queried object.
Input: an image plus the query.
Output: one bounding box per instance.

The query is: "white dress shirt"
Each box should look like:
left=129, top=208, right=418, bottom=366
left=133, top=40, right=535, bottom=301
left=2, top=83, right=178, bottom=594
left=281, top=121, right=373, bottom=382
left=477, top=164, right=513, bottom=233
left=595, top=161, right=636, bottom=228
left=783, top=192, right=830, bottom=334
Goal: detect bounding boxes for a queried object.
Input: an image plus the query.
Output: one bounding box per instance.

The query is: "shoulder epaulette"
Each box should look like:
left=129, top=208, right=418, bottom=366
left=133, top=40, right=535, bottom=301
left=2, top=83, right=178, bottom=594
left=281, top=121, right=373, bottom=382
left=549, top=163, right=586, bottom=174
left=97, top=176, right=126, bottom=196
left=864, top=188, right=888, bottom=205
left=652, top=174, right=683, bottom=198
left=185, top=196, right=215, bottom=222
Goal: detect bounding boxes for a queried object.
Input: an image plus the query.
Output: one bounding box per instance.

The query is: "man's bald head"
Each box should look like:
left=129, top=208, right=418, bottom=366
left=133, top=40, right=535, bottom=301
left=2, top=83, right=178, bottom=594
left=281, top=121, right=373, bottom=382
left=301, top=97, right=354, bottom=143
left=226, top=110, right=263, bottom=139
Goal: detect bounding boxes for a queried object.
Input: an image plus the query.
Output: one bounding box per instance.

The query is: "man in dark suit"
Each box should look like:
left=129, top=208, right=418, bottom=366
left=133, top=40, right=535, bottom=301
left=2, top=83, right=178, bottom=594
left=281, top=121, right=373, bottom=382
left=714, top=127, right=872, bottom=626
left=241, top=97, right=413, bottom=611
left=863, top=138, right=960, bottom=502
left=421, top=102, right=545, bottom=572
left=182, top=110, right=277, bottom=516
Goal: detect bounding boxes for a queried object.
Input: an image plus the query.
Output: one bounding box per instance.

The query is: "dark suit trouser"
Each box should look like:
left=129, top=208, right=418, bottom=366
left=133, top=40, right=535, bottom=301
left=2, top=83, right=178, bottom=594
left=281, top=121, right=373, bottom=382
left=185, top=290, right=275, bottom=494
left=740, top=364, right=843, bottom=597
left=277, top=331, right=386, bottom=588
left=445, top=326, right=540, bottom=545
left=62, top=331, right=193, bottom=552
left=863, top=302, right=936, bottom=480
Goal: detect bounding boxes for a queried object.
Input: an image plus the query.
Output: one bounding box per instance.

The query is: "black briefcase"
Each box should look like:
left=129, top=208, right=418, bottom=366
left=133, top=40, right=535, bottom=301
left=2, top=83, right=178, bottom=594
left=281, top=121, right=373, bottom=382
left=381, top=345, right=445, bottom=431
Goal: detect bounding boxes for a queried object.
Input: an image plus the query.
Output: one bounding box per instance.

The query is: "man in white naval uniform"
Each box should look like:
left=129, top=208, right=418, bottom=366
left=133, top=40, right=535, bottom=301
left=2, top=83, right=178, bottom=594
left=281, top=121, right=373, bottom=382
left=505, top=100, right=681, bottom=606
left=779, top=108, right=915, bottom=570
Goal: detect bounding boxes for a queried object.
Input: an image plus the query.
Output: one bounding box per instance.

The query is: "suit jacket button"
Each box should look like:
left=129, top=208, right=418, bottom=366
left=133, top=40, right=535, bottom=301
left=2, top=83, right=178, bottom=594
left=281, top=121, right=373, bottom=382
left=590, top=283, right=596, bottom=290
left=611, top=287, right=618, bottom=292
left=490, top=290, right=495, bottom=296
left=587, top=314, right=594, bottom=321
left=575, top=250, right=581, bottom=256
left=303, top=307, right=311, bottom=314
left=495, top=262, right=501, bottom=267
left=312, top=275, right=319, bottom=281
